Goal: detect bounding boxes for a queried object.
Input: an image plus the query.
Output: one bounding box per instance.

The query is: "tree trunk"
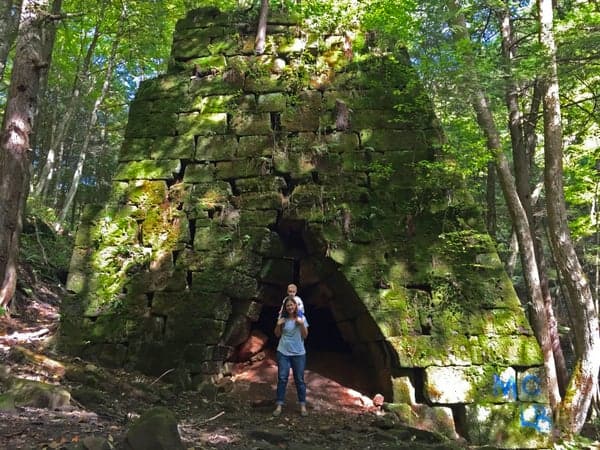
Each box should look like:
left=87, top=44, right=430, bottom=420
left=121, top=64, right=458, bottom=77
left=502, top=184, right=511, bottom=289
left=0, top=0, right=23, bottom=82
left=485, top=161, right=496, bottom=238
left=56, top=12, right=122, bottom=228
left=446, top=0, right=561, bottom=411
left=0, top=0, right=50, bottom=309
left=538, top=0, right=600, bottom=434
left=35, top=20, right=101, bottom=198
left=496, top=2, right=569, bottom=394
left=254, top=0, right=269, bottom=55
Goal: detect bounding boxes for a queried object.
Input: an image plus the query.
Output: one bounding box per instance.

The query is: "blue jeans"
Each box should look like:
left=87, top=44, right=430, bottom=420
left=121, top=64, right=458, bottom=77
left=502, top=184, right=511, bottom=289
left=276, top=351, right=306, bottom=405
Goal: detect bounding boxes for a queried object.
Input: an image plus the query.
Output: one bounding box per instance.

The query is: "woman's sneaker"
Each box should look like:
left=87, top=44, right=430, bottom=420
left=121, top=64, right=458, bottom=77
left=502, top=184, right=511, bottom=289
left=272, top=405, right=282, bottom=417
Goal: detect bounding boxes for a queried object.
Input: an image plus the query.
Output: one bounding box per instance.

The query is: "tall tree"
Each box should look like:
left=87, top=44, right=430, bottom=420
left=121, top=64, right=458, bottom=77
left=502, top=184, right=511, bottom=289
left=0, top=0, right=23, bottom=82
left=496, top=1, right=568, bottom=393
left=445, top=0, right=562, bottom=411
left=56, top=6, right=123, bottom=228
left=537, top=0, right=600, bottom=434
left=254, top=0, right=269, bottom=54
left=0, top=0, right=51, bottom=309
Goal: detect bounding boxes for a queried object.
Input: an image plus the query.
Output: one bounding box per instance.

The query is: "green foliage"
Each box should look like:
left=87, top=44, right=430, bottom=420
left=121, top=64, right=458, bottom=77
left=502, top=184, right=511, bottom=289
left=21, top=201, right=74, bottom=282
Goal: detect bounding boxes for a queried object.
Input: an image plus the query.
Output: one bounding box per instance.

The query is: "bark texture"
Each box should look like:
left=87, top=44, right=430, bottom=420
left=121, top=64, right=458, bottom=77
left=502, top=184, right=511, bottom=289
left=0, top=0, right=50, bottom=308
left=446, top=0, right=561, bottom=410
left=254, top=0, right=269, bottom=55
left=497, top=2, right=569, bottom=393
left=537, top=0, right=600, bottom=434
left=0, top=0, right=23, bottom=82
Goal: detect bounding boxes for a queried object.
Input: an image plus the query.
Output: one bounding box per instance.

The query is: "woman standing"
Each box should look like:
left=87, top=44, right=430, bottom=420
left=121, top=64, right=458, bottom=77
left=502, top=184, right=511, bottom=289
left=273, top=296, right=309, bottom=417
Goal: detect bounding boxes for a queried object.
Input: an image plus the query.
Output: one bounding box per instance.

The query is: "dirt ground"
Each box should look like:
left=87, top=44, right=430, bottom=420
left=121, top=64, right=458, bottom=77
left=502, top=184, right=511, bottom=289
left=0, top=281, right=460, bottom=450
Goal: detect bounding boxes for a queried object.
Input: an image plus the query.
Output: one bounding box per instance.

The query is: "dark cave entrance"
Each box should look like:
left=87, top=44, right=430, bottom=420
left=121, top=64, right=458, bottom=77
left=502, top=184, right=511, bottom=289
left=250, top=218, right=391, bottom=397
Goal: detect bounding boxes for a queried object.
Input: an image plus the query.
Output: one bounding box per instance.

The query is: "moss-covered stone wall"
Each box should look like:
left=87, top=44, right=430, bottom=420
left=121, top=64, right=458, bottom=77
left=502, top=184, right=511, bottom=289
left=62, top=7, right=550, bottom=448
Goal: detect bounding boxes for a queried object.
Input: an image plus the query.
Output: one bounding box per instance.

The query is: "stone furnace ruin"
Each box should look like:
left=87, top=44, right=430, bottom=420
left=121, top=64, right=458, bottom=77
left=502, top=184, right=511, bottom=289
left=62, top=6, right=551, bottom=448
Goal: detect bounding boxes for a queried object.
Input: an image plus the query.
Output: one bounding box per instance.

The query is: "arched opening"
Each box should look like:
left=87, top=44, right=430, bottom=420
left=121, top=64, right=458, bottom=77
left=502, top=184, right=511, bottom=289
left=243, top=218, right=391, bottom=397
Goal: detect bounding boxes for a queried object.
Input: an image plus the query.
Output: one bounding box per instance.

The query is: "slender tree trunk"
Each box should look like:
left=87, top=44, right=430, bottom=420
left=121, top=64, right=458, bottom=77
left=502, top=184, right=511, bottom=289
left=35, top=21, right=101, bottom=198
left=446, top=0, right=561, bottom=411
left=0, top=0, right=50, bottom=309
left=254, top=0, right=269, bottom=55
left=537, top=0, right=600, bottom=434
left=30, top=0, right=61, bottom=155
left=497, top=3, right=569, bottom=393
left=56, top=13, right=121, bottom=228
left=486, top=162, right=496, bottom=238
left=0, top=0, right=23, bottom=82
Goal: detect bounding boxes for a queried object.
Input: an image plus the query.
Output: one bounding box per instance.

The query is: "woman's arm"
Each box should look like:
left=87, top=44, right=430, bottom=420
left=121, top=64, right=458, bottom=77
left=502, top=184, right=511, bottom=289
left=297, top=317, right=308, bottom=339
left=274, top=318, right=285, bottom=337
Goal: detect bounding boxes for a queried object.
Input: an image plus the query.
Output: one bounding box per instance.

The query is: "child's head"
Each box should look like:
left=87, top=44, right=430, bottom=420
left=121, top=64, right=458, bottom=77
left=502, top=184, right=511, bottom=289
left=287, top=283, right=298, bottom=296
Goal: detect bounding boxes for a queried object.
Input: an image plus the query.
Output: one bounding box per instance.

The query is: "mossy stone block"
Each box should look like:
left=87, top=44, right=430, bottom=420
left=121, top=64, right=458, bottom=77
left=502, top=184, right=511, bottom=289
left=237, top=192, right=282, bottom=210
left=372, top=288, right=422, bottom=337
left=151, top=135, right=195, bottom=160
left=136, top=75, right=188, bottom=101
left=237, top=135, right=275, bottom=157
left=324, top=132, right=359, bottom=153
left=125, top=111, right=178, bottom=139
left=183, top=164, right=215, bottom=183
left=215, top=157, right=272, bottom=179
left=114, top=160, right=181, bottom=181
left=244, top=74, right=286, bottom=93
left=230, top=112, right=272, bottom=135
left=239, top=209, right=278, bottom=227
left=257, top=93, right=286, bottom=112
left=171, top=36, right=211, bottom=60
left=360, top=129, right=430, bottom=152
left=477, top=335, right=544, bottom=366
left=189, top=74, right=243, bottom=96
left=273, top=149, right=315, bottom=178
left=195, top=135, right=237, bottom=161
left=177, top=112, right=228, bottom=136
left=384, top=403, right=459, bottom=441
left=387, top=335, right=475, bottom=367
left=235, top=176, right=286, bottom=193
left=465, top=403, right=552, bottom=448
left=119, top=138, right=153, bottom=161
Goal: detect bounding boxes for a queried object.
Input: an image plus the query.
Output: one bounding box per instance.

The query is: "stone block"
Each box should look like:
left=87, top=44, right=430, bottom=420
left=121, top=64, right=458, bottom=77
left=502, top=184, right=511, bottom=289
left=237, top=135, right=275, bottom=158
left=465, top=403, right=552, bottom=448
left=136, top=75, right=188, bottom=101
left=239, top=210, right=278, bottom=227
left=391, top=376, right=416, bottom=405
left=477, top=336, right=544, bottom=366
left=257, top=93, right=286, bottom=112
left=236, top=192, right=282, bottom=210
left=183, top=164, right=215, bottom=183
left=384, top=403, right=459, bottom=440
left=235, top=176, right=287, bottom=193
left=150, top=135, right=195, bottom=160
left=424, top=366, right=517, bottom=404
left=114, top=160, right=181, bottom=181
left=230, top=112, right=272, bottom=135
left=119, top=138, right=153, bottom=161
left=215, top=158, right=272, bottom=179
left=324, top=132, right=360, bottom=153
left=177, top=112, right=228, bottom=136
left=387, top=335, right=475, bottom=367
left=195, top=135, right=237, bottom=161
left=189, top=73, right=244, bottom=96
left=518, top=367, right=548, bottom=403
